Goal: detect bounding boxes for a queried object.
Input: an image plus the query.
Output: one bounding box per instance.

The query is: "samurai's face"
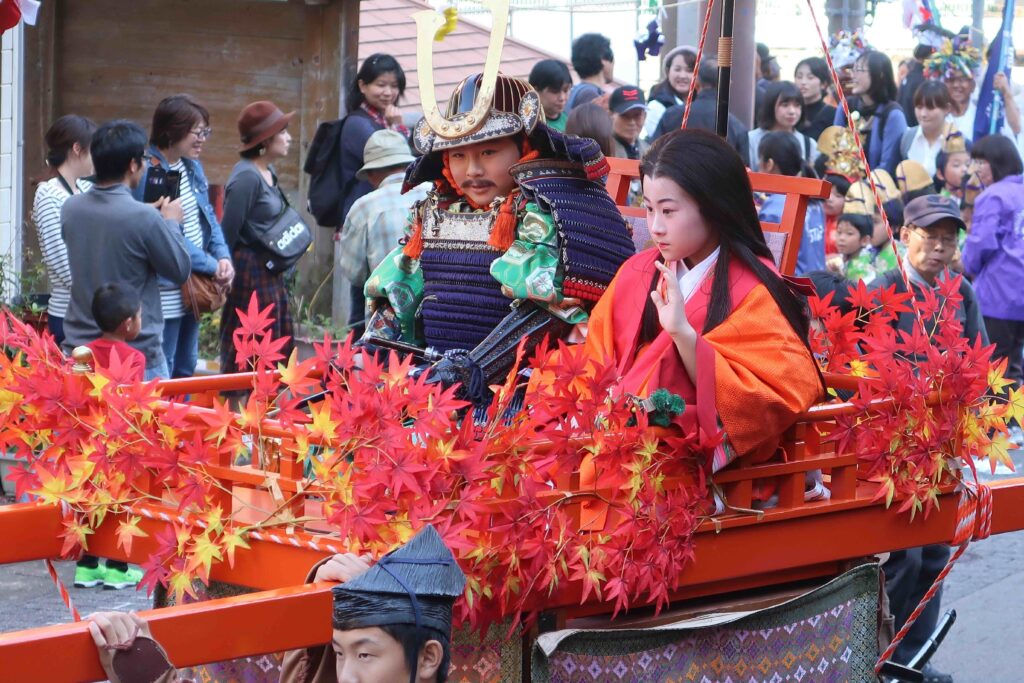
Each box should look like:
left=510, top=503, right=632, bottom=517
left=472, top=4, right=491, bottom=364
left=333, top=626, right=444, bottom=683
left=445, top=137, right=521, bottom=207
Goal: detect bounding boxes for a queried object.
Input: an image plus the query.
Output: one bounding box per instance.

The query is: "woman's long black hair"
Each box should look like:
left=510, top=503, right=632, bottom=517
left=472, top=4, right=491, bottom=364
left=638, top=129, right=812, bottom=350
left=347, top=53, right=406, bottom=114
left=855, top=51, right=898, bottom=106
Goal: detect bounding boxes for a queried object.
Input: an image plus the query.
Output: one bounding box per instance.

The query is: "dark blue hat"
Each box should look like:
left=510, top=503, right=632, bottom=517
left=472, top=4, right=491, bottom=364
left=332, top=525, right=466, bottom=634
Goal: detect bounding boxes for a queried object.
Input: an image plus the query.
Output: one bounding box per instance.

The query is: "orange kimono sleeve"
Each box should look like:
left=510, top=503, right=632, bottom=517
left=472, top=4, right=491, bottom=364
left=696, top=283, right=822, bottom=469
left=528, top=273, right=623, bottom=398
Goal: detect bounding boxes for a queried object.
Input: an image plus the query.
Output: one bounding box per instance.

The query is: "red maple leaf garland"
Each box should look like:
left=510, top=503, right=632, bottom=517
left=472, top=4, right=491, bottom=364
left=810, top=275, right=1009, bottom=519
left=0, top=277, right=1013, bottom=629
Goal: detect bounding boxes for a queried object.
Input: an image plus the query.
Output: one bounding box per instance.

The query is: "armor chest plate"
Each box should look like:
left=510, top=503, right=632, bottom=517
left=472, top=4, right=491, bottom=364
left=421, top=204, right=499, bottom=253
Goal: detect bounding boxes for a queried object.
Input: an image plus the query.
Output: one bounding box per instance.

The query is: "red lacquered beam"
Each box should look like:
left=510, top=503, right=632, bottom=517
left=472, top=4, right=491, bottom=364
left=3, top=479, right=1024, bottom=681
left=0, top=583, right=333, bottom=683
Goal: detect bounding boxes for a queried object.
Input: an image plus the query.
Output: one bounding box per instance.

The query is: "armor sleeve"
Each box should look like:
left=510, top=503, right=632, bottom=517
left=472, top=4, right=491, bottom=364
left=364, top=245, right=424, bottom=345
left=489, top=202, right=587, bottom=324
left=361, top=203, right=425, bottom=344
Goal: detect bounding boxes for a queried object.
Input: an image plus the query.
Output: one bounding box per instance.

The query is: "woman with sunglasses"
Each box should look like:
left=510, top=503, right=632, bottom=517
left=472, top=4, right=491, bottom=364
left=134, top=94, right=233, bottom=378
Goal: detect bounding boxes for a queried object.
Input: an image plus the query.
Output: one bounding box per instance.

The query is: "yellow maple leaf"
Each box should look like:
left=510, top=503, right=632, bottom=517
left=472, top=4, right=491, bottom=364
left=185, top=532, right=223, bottom=584
left=984, top=433, right=1016, bottom=475
left=115, top=516, right=148, bottom=557
left=1005, top=387, right=1024, bottom=427
left=203, top=506, right=225, bottom=534
left=308, top=402, right=340, bottom=441
left=220, top=528, right=250, bottom=567
left=987, top=359, right=1014, bottom=396
left=87, top=373, right=111, bottom=398
left=31, top=468, right=81, bottom=506
left=167, top=569, right=199, bottom=604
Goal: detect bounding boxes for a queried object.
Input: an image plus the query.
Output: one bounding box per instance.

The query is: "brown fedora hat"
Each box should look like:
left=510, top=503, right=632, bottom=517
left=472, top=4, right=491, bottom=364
left=237, top=101, right=295, bottom=152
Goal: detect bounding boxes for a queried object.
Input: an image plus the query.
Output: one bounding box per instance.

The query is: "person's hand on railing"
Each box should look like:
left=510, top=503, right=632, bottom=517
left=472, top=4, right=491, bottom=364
left=87, top=611, right=179, bottom=683
left=312, top=553, right=374, bottom=584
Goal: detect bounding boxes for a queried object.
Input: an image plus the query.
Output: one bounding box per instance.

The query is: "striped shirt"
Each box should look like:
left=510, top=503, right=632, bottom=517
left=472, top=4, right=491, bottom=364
left=159, top=160, right=204, bottom=319
left=31, top=176, right=92, bottom=318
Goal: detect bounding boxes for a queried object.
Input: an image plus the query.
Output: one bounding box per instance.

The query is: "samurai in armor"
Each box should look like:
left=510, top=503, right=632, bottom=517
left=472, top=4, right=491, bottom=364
left=361, top=72, right=636, bottom=397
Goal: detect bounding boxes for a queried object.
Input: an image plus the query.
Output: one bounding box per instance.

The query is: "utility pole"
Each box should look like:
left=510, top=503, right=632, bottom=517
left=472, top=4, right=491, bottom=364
left=825, top=0, right=866, bottom=35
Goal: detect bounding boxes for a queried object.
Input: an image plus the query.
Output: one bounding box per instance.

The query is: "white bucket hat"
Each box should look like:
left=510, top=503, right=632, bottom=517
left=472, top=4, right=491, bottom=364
left=356, top=130, right=416, bottom=181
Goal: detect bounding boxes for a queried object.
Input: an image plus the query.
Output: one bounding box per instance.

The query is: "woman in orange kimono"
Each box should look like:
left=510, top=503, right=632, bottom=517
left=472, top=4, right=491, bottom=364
left=584, top=129, right=823, bottom=476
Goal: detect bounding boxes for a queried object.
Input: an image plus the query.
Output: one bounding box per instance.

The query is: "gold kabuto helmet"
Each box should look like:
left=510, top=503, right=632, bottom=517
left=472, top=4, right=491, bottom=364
left=818, top=125, right=865, bottom=180
left=895, top=160, right=935, bottom=197
left=411, top=0, right=541, bottom=155
left=843, top=178, right=876, bottom=216
left=411, top=73, right=542, bottom=155
left=871, top=169, right=901, bottom=204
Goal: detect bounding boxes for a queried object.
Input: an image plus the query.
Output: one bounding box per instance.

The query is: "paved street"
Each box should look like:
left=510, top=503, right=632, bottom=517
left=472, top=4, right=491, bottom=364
left=1, top=453, right=1022, bottom=680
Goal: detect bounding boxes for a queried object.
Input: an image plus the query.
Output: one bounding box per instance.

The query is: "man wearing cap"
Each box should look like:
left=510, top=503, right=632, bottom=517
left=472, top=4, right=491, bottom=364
left=869, top=194, right=985, bottom=683
left=86, top=525, right=466, bottom=683
left=609, top=85, right=649, bottom=162
left=337, top=130, right=429, bottom=337
left=362, top=68, right=634, bottom=403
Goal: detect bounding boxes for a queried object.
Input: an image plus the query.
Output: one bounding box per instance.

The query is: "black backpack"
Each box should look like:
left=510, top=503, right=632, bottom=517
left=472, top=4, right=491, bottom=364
left=303, top=116, right=355, bottom=228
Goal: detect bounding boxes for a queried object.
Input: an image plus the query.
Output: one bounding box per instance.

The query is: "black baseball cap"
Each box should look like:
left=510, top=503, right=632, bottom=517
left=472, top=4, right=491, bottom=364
left=610, top=85, right=646, bottom=114
left=904, top=194, right=966, bottom=232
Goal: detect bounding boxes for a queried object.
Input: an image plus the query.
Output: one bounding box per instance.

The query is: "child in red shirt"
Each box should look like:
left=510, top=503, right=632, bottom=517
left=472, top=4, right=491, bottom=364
left=74, top=282, right=148, bottom=590
left=85, top=282, right=145, bottom=382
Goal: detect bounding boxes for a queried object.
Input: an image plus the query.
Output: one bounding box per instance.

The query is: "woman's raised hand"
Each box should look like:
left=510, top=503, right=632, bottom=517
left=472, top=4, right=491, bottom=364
left=650, top=261, right=695, bottom=340
left=384, top=104, right=404, bottom=128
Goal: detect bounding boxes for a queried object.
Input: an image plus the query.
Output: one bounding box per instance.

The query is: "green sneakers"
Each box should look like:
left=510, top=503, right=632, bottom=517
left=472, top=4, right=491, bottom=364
left=102, top=565, right=143, bottom=590
left=72, top=564, right=106, bottom=588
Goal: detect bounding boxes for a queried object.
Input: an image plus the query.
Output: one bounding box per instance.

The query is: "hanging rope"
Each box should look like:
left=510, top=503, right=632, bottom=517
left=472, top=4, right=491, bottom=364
left=44, top=559, right=82, bottom=622
left=803, top=0, right=927, bottom=334
left=874, top=483, right=993, bottom=673
left=800, top=2, right=990, bottom=670
left=680, top=0, right=716, bottom=129
left=46, top=501, right=84, bottom=622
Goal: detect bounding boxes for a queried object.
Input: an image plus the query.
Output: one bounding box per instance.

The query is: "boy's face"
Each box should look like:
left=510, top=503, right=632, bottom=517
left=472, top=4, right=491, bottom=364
left=871, top=211, right=890, bottom=247
left=332, top=627, right=443, bottom=683
left=120, top=309, right=143, bottom=342
left=824, top=187, right=846, bottom=217
left=835, top=221, right=868, bottom=257
left=941, top=152, right=970, bottom=189
left=539, top=84, right=570, bottom=120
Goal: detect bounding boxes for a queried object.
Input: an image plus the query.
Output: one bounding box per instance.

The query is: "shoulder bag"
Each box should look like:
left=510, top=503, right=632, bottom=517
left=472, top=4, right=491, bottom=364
left=248, top=178, right=313, bottom=274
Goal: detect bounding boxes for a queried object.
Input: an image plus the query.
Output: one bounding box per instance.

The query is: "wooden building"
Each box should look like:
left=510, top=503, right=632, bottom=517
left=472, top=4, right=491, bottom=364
left=14, top=0, right=576, bottom=322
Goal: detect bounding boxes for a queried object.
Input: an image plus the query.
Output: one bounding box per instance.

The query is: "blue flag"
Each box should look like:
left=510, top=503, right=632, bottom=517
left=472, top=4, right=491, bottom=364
left=974, top=0, right=1015, bottom=141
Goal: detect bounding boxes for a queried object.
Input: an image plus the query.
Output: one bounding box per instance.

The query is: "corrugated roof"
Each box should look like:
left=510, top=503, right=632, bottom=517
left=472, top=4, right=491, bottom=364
left=358, top=0, right=577, bottom=113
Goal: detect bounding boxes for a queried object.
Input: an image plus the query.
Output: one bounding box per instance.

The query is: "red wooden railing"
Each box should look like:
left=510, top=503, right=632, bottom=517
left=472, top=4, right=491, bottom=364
left=0, top=163, right=1020, bottom=683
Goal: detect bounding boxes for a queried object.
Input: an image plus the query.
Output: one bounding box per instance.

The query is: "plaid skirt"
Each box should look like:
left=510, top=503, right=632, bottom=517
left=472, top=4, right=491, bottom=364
left=220, top=247, right=294, bottom=374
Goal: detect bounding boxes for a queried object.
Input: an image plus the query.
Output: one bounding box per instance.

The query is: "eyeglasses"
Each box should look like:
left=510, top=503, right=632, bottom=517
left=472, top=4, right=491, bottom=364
left=191, top=127, right=213, bottom=140
left=909, top=228, right=958, bottom=247
left=852, top=66, right=869, bottom=73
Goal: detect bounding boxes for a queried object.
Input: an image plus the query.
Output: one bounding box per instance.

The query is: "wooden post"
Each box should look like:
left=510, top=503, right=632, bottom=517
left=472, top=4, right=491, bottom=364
left=299, top=0, right=349, bottom=328
left=329, top=0, right=363, bottom=329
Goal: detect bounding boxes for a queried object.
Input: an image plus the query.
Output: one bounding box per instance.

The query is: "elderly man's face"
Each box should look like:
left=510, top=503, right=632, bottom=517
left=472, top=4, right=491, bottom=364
left=901, top=220, right=959, bottom=283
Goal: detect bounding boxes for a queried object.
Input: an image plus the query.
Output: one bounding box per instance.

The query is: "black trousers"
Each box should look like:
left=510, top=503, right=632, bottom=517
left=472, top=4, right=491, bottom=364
left=882, top=544, right=951, bottom=664
left=984, top=316, right=1024, bottom=390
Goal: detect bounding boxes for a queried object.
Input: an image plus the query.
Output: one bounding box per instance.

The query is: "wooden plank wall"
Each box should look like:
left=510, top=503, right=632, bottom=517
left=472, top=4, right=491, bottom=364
left=22, top=0, right=353, bottom=313
left=54, top=0, right=307, bottom=191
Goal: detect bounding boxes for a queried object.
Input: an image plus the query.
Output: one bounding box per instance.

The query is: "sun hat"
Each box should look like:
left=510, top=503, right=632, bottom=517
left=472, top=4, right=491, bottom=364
left=237, top=101, right=295, bottom=152
left=356, top=130, right=416, bottom=181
